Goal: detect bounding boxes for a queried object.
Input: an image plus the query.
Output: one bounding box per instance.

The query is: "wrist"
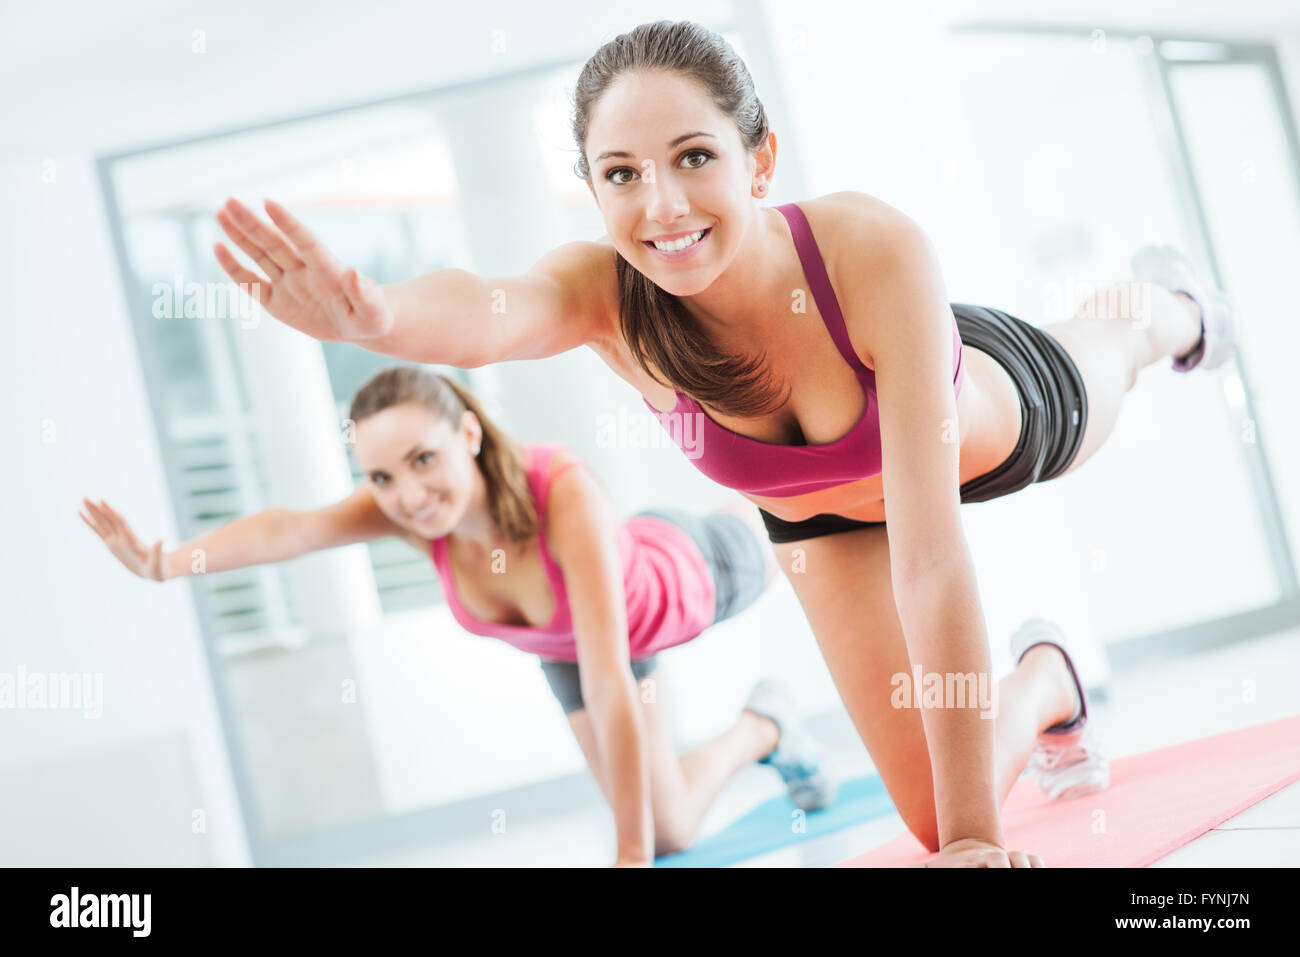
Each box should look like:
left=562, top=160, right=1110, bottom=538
left=941, top=832, right=1006, bottom=851
left=160, top=550, right=182, bottom=581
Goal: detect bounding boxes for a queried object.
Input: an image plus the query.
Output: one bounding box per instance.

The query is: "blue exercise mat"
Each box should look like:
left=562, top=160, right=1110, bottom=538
left=654, top=775, right=896, bottom=868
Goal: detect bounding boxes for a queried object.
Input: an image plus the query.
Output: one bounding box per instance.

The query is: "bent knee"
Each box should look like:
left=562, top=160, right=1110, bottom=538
left=654, top=822, right=696, bottom=858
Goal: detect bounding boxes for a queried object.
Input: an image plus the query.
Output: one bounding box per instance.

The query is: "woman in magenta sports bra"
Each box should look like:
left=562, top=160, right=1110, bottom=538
left=81, top=366, right=839, bottom=868
left=212, top=21, right=1236, bottom=867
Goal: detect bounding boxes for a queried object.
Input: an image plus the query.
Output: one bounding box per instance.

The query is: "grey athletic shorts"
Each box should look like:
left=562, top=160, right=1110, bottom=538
left=759, top=302, right=1089, bottom=543
left=539, top=507, right=768, bottom=715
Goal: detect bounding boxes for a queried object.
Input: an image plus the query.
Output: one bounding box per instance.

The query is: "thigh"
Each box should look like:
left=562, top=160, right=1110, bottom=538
left=1037, top=321, right=1125, bottom=481
left=772, top=524, right=940, bottom=850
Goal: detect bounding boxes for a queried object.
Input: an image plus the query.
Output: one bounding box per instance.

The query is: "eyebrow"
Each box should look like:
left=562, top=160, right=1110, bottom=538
left=594, top=132, right=716, bottom=163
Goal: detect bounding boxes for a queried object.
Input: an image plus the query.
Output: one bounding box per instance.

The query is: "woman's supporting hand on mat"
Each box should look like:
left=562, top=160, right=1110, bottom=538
left=80, top=498, right=166, bottom=582
left=214, top=197, right=394, bottom=342
left=920, top=836, right=1044, bottom=868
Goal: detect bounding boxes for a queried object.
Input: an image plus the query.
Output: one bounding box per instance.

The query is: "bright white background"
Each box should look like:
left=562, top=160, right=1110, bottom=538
left=3, top=0, right=1298, bottom=866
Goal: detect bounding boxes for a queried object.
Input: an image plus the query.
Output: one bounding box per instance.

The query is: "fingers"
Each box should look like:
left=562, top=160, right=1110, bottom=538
left=213, top=243, right=273, bottom=308
left=215, top=205, right=283, bottom=280
left=338, top=268, right=362, bottom=315
left=264, top=199, right=334, bottom=270
left=151, top=540, right=165, bottom=581
left=79, top=508, right=107, bottom=539
left=217, top=197, right=304, bottom=277
left=81, top=498, right=115, bottom=537
left=98, top=499, right=126, bottom=526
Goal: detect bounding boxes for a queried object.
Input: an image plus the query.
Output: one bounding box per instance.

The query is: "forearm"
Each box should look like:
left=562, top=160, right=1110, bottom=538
left=162, top=508, right=304, bottom=581
left=894, top=558, right=1004, bottom=849
left=586, top=680, right=654, bottom=861
left=372, top=269, right=495, bottom=367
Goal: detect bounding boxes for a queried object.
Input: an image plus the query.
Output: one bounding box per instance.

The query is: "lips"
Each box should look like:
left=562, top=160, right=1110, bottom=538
left=644, top=226, right=712, bottom=262
left=411, top=498, right=446, bottom=523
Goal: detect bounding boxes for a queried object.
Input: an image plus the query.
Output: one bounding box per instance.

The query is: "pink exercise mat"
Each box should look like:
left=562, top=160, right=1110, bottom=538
left=836, top=713, right=1300, bottom=868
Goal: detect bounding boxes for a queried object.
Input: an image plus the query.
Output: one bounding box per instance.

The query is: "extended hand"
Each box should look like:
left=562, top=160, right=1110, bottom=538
left=214, top=197, right=394, bottom=342
left=919, top=837, right=1044, bottom=868
left=80, top=498, right=165, bottom=581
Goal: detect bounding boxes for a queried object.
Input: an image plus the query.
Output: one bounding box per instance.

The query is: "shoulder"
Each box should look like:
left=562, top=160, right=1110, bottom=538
left=800, top=190, right=931, bottom=265
left=540, top=447, right=617, bottom=563
left=531, top=238, right=623, bottom=347
left=799, top=192, right=944, bottom=365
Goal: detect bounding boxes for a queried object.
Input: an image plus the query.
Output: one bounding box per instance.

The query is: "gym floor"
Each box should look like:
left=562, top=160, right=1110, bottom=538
left=349, top=626, right=1300, bottom=867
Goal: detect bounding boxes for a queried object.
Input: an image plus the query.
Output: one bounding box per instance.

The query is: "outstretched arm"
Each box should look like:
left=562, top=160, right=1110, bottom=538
left=81, top=485, right=408, bottom=582
left=214, top=198, right=611, bottom=367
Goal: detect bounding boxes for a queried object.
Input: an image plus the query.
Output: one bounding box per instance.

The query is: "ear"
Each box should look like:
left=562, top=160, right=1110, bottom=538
left=752, top=131, right=778, bottom=193
left=461, top=409, right=484, bottom=450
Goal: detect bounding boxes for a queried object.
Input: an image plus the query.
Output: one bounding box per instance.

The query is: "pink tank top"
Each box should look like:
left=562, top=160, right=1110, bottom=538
left=641, top=201, right=964, bottom=498
left=429, top=443, right=716, bottom=662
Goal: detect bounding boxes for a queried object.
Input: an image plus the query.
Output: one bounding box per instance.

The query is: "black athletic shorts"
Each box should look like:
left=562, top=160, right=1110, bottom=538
left=759, top=302, right=1089, bottom=544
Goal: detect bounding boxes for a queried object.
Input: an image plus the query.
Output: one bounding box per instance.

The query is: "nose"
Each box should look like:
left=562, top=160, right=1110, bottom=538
left=644, top=169, right=690, bottom=225
left=398, top=477, right=435, bottom=514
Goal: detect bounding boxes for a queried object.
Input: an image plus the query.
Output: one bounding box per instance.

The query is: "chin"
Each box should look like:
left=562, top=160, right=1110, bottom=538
left=643, top=250, right=727, bottom=296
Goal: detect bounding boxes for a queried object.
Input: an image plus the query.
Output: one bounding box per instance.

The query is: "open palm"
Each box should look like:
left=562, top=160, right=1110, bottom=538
left=213, top=197, right=394, bottom=341
left=80, top=498, right=165, bottom=581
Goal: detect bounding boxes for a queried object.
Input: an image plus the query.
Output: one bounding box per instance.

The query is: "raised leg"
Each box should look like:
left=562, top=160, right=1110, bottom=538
left=1043, top=280, right=1203, bottom=480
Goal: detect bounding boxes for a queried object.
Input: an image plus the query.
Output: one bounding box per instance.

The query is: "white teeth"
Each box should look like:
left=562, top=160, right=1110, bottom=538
left=652, top=229, right=705, bottom=252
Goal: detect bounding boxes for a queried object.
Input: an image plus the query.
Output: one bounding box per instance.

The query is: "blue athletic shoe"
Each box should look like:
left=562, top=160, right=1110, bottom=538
left=743, top=679, right=839, bottom=812
left=1130, top=244, right=1236, bottom=373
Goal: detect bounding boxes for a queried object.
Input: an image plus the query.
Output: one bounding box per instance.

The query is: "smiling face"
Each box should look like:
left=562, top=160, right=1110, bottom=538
left=584, top=69, right=775, bottom=297
left=354, top=403, right=483, bottom=538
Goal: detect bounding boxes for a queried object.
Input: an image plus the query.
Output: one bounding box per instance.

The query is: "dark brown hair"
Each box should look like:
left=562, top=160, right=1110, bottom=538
left=349, top=367, right=538, bottom=542
left=571, top=20, right=788, bottom=417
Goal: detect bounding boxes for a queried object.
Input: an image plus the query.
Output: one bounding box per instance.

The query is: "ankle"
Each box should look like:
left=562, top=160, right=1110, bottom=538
left=741, top=709, right=780, bottom=759
left=1021, top=644, right=1080, bottom=729
left=1171, top=291, right=1205, bottom=361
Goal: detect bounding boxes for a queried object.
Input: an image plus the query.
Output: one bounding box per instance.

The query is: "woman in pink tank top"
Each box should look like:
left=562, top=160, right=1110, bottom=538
left=212, top=23, right=1234, bottom=867
left=82, top=366, right=838, bottom=867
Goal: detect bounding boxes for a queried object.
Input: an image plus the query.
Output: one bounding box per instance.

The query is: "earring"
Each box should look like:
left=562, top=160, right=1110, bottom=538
left=756, top=183, right=767, bottom=193
left=472, top=445, right=481, bottom=455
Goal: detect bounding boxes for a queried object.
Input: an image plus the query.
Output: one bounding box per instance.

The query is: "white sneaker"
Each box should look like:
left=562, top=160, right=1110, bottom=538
left=1008, top=618, right=1111, bottom=802
left=744, top=679, right=839, bottom=812
left=1130, top=244, right=1236, bottom=372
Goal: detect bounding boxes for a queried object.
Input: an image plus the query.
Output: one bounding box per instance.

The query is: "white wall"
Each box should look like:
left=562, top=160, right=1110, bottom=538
left=0, top=155, right=249, bottom=866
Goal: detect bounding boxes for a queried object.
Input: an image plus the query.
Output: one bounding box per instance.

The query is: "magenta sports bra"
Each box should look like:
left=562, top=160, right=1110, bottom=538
left=641, top=202, right=964, bottom=498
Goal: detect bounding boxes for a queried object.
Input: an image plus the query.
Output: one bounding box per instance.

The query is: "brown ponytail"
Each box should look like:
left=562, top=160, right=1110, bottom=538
left=349, top=367, right=538, bottom=542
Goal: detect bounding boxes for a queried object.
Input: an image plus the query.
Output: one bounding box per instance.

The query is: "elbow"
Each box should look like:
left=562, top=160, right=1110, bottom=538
left=891, top=549, right=973, bottom=611
left=584, top=671, right=642, bottom=718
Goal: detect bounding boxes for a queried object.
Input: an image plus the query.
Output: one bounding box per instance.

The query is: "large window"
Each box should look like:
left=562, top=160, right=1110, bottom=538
left=949, top=30, right=1298, bottom=642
